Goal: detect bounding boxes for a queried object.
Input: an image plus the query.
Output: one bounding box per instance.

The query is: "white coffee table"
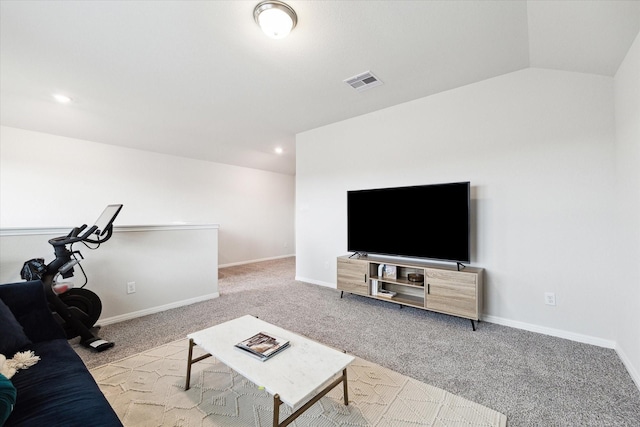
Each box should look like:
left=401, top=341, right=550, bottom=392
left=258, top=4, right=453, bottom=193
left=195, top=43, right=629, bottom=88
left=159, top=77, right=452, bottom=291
left=185, top=315, right=354, bottom=427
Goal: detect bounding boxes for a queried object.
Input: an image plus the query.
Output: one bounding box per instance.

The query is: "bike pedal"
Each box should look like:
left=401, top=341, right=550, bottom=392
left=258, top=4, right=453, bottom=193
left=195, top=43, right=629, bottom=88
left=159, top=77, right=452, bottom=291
left=81, top=337, right=114, bottom=352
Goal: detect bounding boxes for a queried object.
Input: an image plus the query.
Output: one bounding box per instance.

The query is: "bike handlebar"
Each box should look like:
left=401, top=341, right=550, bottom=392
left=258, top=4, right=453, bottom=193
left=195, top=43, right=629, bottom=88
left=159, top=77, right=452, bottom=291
left=70, top=224, right=87, bottom=237
left=46, top=205, right=122, bottom=248
left=49, top=224, right=100, bottom=247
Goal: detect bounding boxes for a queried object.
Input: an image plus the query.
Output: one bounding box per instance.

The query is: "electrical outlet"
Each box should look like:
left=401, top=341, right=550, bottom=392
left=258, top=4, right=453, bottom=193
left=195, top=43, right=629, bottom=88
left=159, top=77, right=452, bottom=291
left=544, top=292, right=556, bottom=306
left=127, top=281, right=136, bottom=294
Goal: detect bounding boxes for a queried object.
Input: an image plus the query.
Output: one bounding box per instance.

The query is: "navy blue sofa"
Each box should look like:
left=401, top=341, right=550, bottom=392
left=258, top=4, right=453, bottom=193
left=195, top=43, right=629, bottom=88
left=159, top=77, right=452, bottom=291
left=0, top=280, right=122, bottom=426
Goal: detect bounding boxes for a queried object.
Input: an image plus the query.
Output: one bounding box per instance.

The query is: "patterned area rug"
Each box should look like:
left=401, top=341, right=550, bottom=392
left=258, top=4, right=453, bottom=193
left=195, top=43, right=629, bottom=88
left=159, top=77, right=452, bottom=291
left=90, top=339, right=507, bottom=426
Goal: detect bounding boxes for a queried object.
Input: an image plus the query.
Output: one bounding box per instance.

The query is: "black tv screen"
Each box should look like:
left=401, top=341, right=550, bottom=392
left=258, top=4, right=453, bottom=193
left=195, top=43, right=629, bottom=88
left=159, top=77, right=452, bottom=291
left=347, top=182, right=470, bottom=263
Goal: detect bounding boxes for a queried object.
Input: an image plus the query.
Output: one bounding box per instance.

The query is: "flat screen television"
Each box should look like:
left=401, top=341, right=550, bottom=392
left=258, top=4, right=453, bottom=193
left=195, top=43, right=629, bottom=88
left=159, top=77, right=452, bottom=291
left=347, top=181, right=470, bottom=263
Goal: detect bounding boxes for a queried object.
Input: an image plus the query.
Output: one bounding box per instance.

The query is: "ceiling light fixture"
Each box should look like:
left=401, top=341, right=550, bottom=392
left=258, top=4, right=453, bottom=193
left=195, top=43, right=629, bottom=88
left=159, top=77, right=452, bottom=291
left=274, top=147, right=284, bottom=154
left=52, top=94, right=72, bottom=103
left=253, top=1, right=297, bottom=39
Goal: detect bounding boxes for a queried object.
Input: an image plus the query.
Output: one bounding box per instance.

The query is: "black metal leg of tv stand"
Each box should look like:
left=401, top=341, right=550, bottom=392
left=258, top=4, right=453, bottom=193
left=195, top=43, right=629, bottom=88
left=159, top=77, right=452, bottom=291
left=340, top=291, right=343, bottom=298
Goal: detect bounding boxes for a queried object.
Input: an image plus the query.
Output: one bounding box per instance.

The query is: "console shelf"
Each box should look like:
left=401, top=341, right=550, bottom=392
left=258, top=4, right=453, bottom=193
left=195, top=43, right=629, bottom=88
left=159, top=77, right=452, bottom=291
left=370, top=275, right=424, bottom=288
left=337, top=255, right=483, bottom=330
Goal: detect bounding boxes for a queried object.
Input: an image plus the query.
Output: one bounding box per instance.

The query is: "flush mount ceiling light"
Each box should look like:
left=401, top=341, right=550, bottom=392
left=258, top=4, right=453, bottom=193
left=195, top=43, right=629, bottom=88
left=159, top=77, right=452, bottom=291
left=52, top=93, right=72, bottom=103
left=253, top=1, right=297, bottom=39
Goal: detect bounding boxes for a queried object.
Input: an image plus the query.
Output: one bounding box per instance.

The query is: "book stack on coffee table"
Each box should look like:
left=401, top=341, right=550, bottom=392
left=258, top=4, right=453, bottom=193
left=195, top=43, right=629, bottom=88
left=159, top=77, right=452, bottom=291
left=235, top=331, right=290, bottom=361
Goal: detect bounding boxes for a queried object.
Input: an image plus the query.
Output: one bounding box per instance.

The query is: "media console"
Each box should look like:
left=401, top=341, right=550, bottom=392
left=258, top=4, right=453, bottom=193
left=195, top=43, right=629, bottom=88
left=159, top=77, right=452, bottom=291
left=337, top=255, right=483, bottom=330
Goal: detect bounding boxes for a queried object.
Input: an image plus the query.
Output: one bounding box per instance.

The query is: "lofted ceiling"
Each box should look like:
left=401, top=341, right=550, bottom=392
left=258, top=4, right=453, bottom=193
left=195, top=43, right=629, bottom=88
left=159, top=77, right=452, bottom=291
left=1, top=1, right=639, bottom=176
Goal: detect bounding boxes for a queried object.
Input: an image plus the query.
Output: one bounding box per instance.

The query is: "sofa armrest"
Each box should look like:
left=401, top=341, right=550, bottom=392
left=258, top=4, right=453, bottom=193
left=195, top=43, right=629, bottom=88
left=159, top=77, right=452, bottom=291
left=0, top=281, right=66, bottom=343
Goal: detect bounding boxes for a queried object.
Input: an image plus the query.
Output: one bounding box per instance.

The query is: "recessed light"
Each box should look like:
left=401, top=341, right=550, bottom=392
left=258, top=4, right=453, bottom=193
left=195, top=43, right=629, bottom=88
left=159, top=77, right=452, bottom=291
left=275, top=147, right=284, bottom=154
left=52, top=94, right=72, bottom=103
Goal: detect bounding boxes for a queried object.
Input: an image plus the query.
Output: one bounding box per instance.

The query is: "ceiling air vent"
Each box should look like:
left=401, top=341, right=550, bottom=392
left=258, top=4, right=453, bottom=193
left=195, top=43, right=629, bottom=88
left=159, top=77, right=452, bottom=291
left=344, top=71, right=383, bottom=92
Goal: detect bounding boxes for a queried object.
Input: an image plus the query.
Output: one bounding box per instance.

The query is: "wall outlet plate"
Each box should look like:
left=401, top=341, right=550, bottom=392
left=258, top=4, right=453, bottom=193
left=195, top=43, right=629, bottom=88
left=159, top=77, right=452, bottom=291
left=544, top=292, right=556, bottom=306
left=127, top=281, right=136, bottom=294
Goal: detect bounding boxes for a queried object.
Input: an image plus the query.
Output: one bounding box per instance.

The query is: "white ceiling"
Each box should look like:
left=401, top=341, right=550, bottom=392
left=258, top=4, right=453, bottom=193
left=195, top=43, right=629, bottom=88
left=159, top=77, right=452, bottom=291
left=1, top=1, right=638, bottom=175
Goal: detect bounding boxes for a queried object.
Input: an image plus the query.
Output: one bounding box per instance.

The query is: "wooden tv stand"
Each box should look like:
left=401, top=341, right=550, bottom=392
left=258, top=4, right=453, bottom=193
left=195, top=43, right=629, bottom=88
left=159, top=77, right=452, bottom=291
left=337, top=255, right=483, bottom=330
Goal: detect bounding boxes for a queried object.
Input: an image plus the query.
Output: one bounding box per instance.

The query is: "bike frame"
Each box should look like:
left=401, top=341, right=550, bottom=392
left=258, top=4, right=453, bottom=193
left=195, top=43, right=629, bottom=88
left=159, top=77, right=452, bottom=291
left=35, top=205, right=122, bottom=351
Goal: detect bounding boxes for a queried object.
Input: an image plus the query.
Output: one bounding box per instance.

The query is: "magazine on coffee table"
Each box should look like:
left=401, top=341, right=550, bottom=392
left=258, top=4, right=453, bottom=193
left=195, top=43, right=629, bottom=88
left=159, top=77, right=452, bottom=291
left=235, top=331, right=290, bottom=361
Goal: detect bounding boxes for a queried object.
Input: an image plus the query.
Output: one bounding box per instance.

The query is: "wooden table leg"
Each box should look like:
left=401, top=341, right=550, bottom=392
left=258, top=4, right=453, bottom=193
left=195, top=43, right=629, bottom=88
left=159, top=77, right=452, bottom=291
left=185, top=338, right=195, bottom=390
left=273, top=394, right=281, bottom=426
left=272, top=368, right=350, bottom=427
left=342, top=368, right=349, bottom=405
left=185, top=338, right=212, bottom=391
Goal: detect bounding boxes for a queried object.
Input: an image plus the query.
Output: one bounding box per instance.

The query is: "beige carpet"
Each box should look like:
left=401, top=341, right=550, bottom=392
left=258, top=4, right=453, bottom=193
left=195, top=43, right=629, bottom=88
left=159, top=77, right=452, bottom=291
left=91, top=338, right=507, bottom=427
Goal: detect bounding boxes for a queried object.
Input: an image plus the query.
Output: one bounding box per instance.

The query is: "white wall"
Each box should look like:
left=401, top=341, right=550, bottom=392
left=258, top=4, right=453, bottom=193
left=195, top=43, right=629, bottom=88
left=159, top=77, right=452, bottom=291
left=296, top=68, right=618, bottom=347
left=613, top=32, right=640, bottom=387
left=0, top=225, right=219, bottom=323
left=0, top=126, right=295, bottom=266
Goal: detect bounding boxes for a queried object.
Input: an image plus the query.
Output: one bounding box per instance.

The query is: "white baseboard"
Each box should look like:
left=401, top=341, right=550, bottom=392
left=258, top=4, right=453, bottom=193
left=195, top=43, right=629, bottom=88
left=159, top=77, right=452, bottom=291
left=615, top=344, right=640, bottom=391
left=486, top=313, right=638, bottom=391
left=295, top=276, right=335, bottom=288
left=481, top=314, right=616, bottom=349
left=307, top=283, right=616, bottom=348
left=97, top=292, right=220, bottom=326
left=219, top=254, right=294, bottom=268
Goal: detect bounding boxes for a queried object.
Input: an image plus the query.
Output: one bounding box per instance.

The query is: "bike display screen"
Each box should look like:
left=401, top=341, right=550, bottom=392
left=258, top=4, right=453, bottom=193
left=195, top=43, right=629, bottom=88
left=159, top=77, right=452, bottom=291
left=93, top=204, right=123, bottom=236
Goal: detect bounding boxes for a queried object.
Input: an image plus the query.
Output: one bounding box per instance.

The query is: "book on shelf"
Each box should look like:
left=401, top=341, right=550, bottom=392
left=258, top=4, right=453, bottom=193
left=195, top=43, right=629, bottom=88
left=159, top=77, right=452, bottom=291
left=235, top=331, right=290, bottom=361
left=377, top=289, right=396, bottom=298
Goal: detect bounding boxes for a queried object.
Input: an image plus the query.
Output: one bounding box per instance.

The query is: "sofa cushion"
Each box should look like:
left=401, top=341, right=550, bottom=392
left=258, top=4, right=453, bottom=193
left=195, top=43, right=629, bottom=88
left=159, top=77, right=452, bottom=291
left=0, top=281, right=65, bottom=343
left=5, top=339, right=122, bottom=426
left=0, top=298, right=31, bottom=356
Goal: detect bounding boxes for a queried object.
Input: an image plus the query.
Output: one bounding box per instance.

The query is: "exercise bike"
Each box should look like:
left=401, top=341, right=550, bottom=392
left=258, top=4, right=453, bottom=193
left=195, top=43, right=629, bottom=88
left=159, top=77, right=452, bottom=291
left=21, top=204, right=123, bottom=352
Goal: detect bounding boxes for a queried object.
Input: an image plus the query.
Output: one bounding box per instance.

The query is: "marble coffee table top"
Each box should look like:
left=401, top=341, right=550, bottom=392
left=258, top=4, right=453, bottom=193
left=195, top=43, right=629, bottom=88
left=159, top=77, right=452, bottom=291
left=188, top=315, right=354, bottom=408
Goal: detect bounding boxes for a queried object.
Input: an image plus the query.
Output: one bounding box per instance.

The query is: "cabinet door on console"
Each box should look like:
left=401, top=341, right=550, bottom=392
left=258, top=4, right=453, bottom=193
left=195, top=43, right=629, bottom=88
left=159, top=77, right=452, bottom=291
left=425, top=269, right=479, bottom=320
left=337, top=257, right=368, bottom=296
